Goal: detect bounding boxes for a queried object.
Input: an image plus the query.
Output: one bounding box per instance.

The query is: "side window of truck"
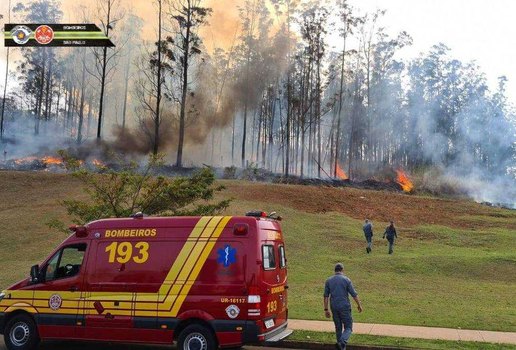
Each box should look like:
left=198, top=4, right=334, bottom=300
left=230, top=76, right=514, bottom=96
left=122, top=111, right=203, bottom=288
left=262, top=245, right=276, bottom=270
left=279, top=245, right=286, bottom=268
left=44, top=244, right=87, bottom=282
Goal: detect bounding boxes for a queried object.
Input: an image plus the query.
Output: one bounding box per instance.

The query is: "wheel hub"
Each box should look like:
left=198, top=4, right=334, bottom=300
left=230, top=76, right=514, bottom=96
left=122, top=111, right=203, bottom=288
left=9, top=322, right=30, bottom=346
left=184, top=332, right=207, bottom=350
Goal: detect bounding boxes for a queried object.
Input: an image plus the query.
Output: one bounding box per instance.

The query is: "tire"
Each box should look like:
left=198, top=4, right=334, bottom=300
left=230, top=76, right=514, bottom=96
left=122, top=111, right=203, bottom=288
left=4, top=314, right=40, bottom=350
left=177, top=324, right=217, bottom=350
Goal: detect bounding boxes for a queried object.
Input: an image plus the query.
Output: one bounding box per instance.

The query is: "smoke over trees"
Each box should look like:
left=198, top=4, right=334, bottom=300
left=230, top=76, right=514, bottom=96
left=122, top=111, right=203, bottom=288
left=1, top=0, right=515, bottom=205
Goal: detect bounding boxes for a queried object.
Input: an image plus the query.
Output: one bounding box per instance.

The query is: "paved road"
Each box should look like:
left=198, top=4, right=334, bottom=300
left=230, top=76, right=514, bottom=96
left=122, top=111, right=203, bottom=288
left=0, top=336, right=300, bottom=350
left=289, top=319, right=516, bottom=345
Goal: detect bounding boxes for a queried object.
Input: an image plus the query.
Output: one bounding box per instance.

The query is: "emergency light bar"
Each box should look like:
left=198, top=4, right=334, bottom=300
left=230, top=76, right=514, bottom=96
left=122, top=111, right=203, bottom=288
left=245, top=211, right=282, bottom=221
left=69, top=225, right=88, bottom=237
left=245, top=211, right=268, bottom=217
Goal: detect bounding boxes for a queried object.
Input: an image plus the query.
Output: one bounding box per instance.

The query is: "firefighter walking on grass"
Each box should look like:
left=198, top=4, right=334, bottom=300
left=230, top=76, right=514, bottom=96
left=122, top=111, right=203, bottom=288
left=363, top=219, right=373, bottom=253
left=383, top=220, right=398, bottom=254
left=324, top=263, right=363, bottom=350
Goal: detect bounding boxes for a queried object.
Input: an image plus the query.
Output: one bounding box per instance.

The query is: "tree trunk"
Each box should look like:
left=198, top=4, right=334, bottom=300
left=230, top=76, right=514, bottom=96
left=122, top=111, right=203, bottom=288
left=44, top=58, right=53, bottom=121
left=241, top=41, right=251, bottom=169
left=0, top=47, right=9, bottom=139
left=176, top=0, right=192, bottom=167
left=0, top=0, right=11, bottom=139
left=77, top=53, right=87, bottom=144
left=335, top=28, right=347, bottom=178
left=35, top=53, right=47, bottom=135
left=154, top=0, right=163, bottom=155
left=97, top=1, right=112, bottom=140
left=121, top=48, right=132, bottom=134
left=285, top=1, right=291, bottom=177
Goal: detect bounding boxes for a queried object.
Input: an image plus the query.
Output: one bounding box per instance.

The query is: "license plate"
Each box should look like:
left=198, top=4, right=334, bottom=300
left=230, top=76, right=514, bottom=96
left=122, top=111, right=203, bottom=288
left=264, top=319, right=275, bottom=329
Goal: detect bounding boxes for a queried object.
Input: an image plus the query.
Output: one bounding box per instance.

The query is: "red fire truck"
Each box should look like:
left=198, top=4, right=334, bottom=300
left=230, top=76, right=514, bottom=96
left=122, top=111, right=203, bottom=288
left=0, top=212, right=291, bottom=350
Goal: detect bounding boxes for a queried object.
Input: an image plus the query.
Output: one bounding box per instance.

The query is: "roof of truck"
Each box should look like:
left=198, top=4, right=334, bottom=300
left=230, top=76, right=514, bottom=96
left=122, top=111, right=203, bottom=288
left=85, top=215, right=281, bottom=231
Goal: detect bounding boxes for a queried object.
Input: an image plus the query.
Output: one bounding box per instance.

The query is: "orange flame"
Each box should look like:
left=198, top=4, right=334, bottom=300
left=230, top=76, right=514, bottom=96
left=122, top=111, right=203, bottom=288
left=14, top=156, right=38, bottom=165
left=42, top=156, right=63, bottom=166
left=396, top=169, right=414, bottom=192
left=92, top=159, right=105, bottom=167
left=336, top=162, right=348, bottom=180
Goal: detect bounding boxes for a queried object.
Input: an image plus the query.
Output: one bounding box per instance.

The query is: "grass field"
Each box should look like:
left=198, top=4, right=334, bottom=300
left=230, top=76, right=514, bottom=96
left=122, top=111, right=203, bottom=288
left=0, top=170, right=515, bottom=334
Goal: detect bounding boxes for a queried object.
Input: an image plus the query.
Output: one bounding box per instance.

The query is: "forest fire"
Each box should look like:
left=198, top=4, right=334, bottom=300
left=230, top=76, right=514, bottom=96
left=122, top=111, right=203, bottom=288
left=335, top=162, right=349, bottom=180
left=14, top=156, right=38, bottom=165
left=42, top=156, right=64, bottom=166
left=92, top=159, right=106, bottom=167
left=2, top=154, right=413, bottom=194
left=3, top=155, right=93, bottom=171
left=396, top=169, right=414, bottom=193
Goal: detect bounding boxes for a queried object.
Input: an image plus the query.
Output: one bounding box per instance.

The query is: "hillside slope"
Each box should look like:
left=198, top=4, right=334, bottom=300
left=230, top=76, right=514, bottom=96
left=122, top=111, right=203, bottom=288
left=0, top=171, right=515, bottom=332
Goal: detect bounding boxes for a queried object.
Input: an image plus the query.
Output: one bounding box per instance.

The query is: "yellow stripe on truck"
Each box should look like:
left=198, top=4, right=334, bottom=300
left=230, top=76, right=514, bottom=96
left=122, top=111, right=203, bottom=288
left=157, top=216, right=224, bottom=315
left=169, top=216, right=232, bottom=316
left=158, top=216, right=211, bottom=296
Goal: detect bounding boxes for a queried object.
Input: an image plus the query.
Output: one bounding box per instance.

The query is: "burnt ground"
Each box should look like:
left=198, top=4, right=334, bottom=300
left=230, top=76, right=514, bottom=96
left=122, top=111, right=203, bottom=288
left=220, top=180, right=516, bottom=231
left=0, top=170, right=514, bottom=233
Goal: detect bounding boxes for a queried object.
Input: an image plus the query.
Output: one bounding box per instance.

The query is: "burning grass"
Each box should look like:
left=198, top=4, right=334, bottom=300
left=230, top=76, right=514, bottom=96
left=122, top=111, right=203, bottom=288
left=335, top=162, right=349, bottom=180
left=396, top=169, right=414, bottom=192
left=1, top=154, right=107, bottom=172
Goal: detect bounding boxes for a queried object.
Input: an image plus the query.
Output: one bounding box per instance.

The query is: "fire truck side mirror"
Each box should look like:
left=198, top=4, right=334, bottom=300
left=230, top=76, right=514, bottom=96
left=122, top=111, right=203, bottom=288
left=30, top=265, right=40, bottom=284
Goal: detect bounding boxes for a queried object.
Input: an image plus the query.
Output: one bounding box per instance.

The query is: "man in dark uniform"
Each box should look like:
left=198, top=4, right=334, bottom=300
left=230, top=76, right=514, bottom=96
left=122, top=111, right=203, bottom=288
left=383, top=220, right=398, bottom=254
left=324, top=263, right=363, bottom=350
left=362, top=219, right=373, bottom=253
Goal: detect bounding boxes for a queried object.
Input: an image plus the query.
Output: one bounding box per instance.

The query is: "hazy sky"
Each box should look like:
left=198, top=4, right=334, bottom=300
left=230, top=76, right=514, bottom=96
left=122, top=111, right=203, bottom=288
left=1, top=0, right=515, bottom=102
left=346, top=0, right=516, bottom=101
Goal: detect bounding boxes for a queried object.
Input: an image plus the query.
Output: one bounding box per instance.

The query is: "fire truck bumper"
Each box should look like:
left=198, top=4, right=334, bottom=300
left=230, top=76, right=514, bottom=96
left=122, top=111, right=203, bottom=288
left=259, top=321, right=292, bottom=342
left=240, top=321, right=292, bottom=344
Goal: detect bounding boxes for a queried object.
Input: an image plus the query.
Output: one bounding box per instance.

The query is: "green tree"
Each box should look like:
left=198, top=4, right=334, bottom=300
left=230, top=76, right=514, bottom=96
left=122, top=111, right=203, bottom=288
left=56, top=155, right=231, bottom=226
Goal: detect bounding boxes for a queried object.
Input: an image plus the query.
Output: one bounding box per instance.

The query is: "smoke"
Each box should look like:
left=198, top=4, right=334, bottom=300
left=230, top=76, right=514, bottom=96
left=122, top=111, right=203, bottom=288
left=0, top=115, right=73, bottom=160
left=2, top=1, right=515, bottom=210
left=407, top=46, right=516, bottom=207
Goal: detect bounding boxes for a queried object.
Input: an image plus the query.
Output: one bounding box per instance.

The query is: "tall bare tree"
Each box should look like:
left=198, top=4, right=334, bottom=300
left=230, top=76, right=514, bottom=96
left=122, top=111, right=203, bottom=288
left=119, top=13, right=143, bottom=133
left=0, top=2, right=11, bottom=140
left=153, top=0, right=165, bottom=155
left=88, top=0, right=124, bottom=140
left=169, top=0, right=212, bottom=167
left=134, top=0, right=174, bottom=154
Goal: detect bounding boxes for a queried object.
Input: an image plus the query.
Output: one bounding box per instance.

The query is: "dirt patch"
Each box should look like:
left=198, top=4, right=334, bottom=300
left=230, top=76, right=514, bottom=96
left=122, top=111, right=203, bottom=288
left=1, top=171, right=513, bottom=232
left=221, top=180, right=515, bottom=230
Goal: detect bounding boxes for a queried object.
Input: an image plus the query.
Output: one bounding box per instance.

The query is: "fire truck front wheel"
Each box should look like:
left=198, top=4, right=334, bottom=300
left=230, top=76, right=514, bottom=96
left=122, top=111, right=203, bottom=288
left=4, top=314, right=40, bottom=350
left=177, top=324, right=217, bottom=350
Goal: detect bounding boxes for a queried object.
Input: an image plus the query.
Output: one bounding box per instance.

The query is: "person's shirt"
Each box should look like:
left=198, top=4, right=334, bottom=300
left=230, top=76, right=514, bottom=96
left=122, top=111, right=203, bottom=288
left=324, top=273, right=358, bottom=310
left=385, top=225, right=397, bottom=238
left=363, top=222, right=373, bottom=236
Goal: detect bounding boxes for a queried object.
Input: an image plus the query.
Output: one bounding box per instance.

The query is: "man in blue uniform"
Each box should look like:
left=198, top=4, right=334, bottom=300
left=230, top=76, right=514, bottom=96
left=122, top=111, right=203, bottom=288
left=363, top=219, right=373, bottom=253
left=324, top=263, right=363, bottom=350
left=383, top=220, right=398, bottom=254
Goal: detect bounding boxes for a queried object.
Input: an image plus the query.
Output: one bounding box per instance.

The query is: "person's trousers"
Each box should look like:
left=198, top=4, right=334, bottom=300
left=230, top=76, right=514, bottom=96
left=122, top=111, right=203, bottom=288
left=331, top=307, right=353, bottom=345
left=365, top=235, right=372, bottom=250
left=388, top=238, right=395, bottom=254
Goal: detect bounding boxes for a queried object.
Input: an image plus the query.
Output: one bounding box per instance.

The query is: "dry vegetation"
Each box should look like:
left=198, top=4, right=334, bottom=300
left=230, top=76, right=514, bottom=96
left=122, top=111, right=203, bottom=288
left=221, top=180, right=516, bottom=230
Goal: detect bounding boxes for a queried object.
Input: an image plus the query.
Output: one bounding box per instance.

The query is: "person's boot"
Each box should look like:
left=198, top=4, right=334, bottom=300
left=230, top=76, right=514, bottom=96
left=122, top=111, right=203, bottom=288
left=341, top=341, right=347, bottom=350
left=335, top=342, right=342, bottom=350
